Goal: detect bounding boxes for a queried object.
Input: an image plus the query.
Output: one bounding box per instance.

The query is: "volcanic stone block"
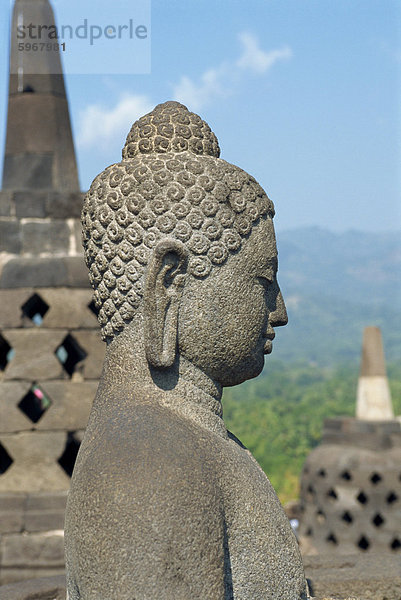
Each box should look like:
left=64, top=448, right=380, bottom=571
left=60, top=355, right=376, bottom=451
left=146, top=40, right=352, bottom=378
left=2, top=154, right=54, bottom=190
left=2, top=330, right=66, bottom=380
left=45, top=192, right=84, bottom=219
left=36, top=382, right=97, bottom=430
left=0, top=257, right=88, bottom=288
left=1, top=532, right=65, bottom=567
left=73, top=218, right=84, bottom=252
left=0, top=431, right=71, bottom=492
left=0, top=574, right=67, bottom=597
left=22, top=221, right=70, bottom=255
left=69, top=331, right=105, bottom=380
left=62, top=257, right=90, bottom=288
left=0, top=191, right=12, bottom=217
left=0, top=220, right=21, bottom=254
left=0, top=289, right=35, bottom=328
left=0, top=493, right=26, bottom=512
left=304, top=553, right=401, bottom=600
left=14, top=191, right=47, bottom=218
left=24, top=510, right=65, bottom=533
left=0, top=498, right=26, bottom=537
left=0, top=382, right=33, bottom=433
left=0, top=510, right=24, bottom=534
left=26, top=492, right=67, bottom=512
left=39, top=289, right=98, bottom=329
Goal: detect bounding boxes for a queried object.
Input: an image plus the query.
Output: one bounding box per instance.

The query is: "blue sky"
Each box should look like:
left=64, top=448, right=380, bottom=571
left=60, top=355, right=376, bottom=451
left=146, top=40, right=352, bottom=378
left=0, top=0, right=400, bottom=232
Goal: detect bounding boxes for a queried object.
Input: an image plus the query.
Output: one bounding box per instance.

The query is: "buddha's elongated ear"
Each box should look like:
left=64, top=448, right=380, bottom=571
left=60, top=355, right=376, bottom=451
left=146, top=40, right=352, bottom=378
left=143, top=238, right=188, bottom=368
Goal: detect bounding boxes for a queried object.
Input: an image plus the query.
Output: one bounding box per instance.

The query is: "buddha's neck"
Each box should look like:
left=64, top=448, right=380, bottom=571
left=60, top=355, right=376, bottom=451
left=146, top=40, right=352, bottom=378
left=97, top=335, right=227, bottom=439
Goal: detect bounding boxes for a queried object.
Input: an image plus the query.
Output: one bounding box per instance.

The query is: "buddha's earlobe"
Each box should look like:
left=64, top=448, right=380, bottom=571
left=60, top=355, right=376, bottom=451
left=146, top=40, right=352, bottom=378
left=143, top=239, right=188, bottom=368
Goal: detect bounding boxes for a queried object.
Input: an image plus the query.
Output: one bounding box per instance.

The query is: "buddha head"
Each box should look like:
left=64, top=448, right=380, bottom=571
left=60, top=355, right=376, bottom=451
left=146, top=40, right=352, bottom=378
left=82, top=101, right=287, bottom=387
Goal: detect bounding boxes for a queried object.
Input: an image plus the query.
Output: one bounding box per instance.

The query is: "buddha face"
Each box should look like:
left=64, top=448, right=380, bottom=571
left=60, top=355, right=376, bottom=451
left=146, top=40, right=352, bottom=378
left=178, top=215, right=287, bottom=386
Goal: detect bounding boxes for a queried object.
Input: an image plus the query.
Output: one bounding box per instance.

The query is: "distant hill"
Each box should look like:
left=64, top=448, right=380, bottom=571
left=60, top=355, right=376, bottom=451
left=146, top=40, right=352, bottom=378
left=271, top=228, right=401, bottom=366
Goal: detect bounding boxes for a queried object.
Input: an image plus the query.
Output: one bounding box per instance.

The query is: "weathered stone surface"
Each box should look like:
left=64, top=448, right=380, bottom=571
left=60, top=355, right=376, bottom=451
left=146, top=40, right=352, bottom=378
left=73, top=218, right=83, bottom=253
left=0, top=432, right=71, bottom=492
left=22, top=221, right=70, bottom=255
left=299, top=436, right=401, bottom=556
left=37, top=382, right=96, bottom=430
left=0, top=510, right=24, bottom=534
left=0, top=257, right=68, bottom=288
left=62, top=257, right=90, bottom=287
left=0, top=257, right=90, bottom=288
left=68, top=331, right=105, bottom=380
left=26, top=492, right=67, bottom=512
left=45, top=192, right=84, bottom=219
left=0, top=191, right=12, bottom=217
left=0, top=220, right=21, bottom=254
left=24, top=510, right=65, bottom=533
left=0, top=493, right=67, bottom=534
left=304, top=553, right=401, bottom=600
left=39, top=289, right=98, bottom=328
left=65, top=102, right=306, bottom=600
left=14, top=191, right=47, bottom=218
left=0, top=382, right=33, bottom=433
left=356, top=327, right=393, bottom=420
left=4, top=0, right=79, bottom=193
left=0, top=493, right=26, bottom=512
left=2, top=330, right=66, bottom=380
left=3, top=154, right=53, bottom=190
left=0, top=573, right=66, bottom=593
left=0, top=289, right=34, bottom=328
left=1, top=531, right=65, bottom=567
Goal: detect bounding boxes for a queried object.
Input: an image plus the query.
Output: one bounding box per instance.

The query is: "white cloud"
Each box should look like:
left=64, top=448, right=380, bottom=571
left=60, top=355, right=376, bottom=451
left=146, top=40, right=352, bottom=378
left=172, top=66, right=227, bottom=112
left=237, top=32, right=292, bottom=73
left=173, top=32, right=292, bottom=111
left=77, top=94, right=153, bottom=149
left=77, top=33, right=292, bottom=149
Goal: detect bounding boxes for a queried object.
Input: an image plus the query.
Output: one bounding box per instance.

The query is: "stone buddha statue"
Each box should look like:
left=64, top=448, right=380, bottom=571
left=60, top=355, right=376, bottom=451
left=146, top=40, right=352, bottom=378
left=65, top=101, right=308, bottom=599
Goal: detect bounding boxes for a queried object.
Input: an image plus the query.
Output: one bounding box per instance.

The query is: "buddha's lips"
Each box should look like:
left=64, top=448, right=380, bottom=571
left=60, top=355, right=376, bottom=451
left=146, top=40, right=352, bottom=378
left=264, top=340, right=273, bottom=354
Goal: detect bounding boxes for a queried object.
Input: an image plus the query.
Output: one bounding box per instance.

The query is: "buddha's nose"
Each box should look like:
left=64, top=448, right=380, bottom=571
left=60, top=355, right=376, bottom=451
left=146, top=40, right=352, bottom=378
left=269, top=289, right=288, bottom=327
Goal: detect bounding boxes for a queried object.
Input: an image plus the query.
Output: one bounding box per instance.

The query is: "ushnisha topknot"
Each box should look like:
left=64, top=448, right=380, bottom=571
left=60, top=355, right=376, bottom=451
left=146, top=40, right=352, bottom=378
left=82, top=101, right=275, bottom=342
left=122, top=101, right=221, bottom=159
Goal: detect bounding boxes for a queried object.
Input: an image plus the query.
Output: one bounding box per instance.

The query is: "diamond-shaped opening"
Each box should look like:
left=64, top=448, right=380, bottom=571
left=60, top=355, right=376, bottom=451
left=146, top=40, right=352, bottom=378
left=305, top=527, right=313, bottom=537
left=55, top=334, right=87, bottom=377
left=340, top=470, right=352, bottom=481
left=357, top=491, right=368, bottom=504
left=88, top=299, right=100, bottom=317
left=326, top=533, right=338, bottom=545
left=18, top=384, right=52, bottom=424
left=387, top=491, right=398, bottom=504
left=307, top=484, right=315, bottom=495
left=327, top=488, right=338, bottom=500
left=0, top=333, right=14, bottom=371
left=357, top=535, right=370, bottom=551
left=390, top=538, right=401, bottom=551
left=21, top=293, right=49, bottom=326
left=0, top=443, right=13, bottom=474
left=58, top=432, right=81, bottom=477
left=318, top=468, right=326, bottom=478
left=370, top=472, right=382, bottom=485
left=341, top=510, right=353, bottom=524
left=316, top=509, right=326, bottom=524
left=372, top=513, right=384, bottom=527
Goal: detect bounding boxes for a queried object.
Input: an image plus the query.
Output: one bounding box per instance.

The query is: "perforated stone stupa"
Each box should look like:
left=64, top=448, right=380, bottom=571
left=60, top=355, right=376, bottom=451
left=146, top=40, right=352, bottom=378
left=299, top=327, right=401, bottom=556
left=0, top=0, right=104, bottom=585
